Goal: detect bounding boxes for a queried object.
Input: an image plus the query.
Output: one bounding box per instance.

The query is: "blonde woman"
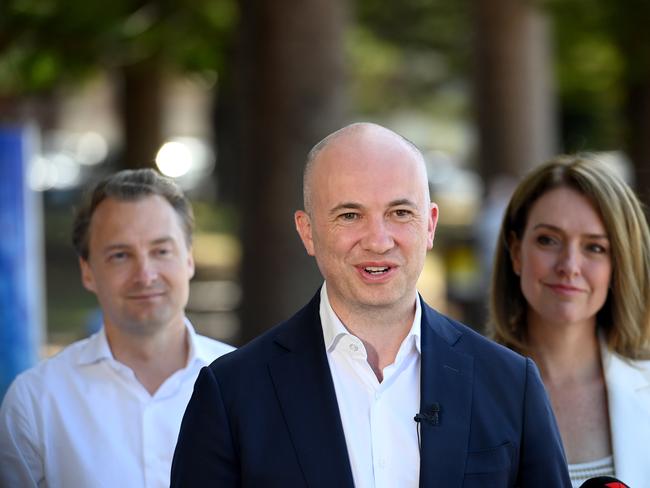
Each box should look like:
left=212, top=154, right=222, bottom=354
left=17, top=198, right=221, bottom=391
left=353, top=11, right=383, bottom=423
left=489, top=155, right=650, bottom=488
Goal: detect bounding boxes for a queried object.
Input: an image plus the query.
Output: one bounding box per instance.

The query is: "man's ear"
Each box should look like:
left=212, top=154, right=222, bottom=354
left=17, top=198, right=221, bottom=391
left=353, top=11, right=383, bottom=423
left=79, top=257, right=97, bottom=293
left=187, top=248, right=195, bottom=280
left=508, top=231, right=522, bottom=276
left=294, top=210, right=316, bottom=256
left=426, top=203, right=439, bottom=249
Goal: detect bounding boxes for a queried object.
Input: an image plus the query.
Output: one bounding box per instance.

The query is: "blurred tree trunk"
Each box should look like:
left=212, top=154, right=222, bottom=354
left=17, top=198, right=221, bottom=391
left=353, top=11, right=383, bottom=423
left=232, top=0, right=348, bottom=344
left=624, top=77, right=650, bottom=207
left=613, top=1, right=650, bottom=208
left=118, top=55, right=164, bottom=170
left=472, top=0, right=557, bottom=181
left=214, top=44, right=241, bottom=206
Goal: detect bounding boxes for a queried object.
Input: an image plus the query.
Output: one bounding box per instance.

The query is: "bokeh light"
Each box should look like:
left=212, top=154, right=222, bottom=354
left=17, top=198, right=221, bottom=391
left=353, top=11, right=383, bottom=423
left=155, top=141, right=193, bottom=177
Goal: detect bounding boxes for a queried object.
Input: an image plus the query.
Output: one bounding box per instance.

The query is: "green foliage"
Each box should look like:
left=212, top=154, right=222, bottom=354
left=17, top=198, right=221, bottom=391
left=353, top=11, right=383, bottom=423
left=351, top=0, right=471, bottom=117
left=543, top=0, right=650, bottom=151
left=346, top=26, right=402, bottom=113
left=353, top=0, right=649, bottom=152
left=0, top=0, right=238, bottom=96
left=193, top=200, right=239, bottom=234
left=356, top=0, right=470, bottom=56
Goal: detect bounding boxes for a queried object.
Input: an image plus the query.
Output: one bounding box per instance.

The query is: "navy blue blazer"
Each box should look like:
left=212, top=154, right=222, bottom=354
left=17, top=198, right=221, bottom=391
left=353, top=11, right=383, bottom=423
left=171, top=292, right=571, bottom=487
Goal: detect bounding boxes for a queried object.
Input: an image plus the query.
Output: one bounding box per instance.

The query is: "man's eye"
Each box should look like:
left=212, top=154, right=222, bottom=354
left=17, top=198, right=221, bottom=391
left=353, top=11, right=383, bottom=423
left=109, top=252, right=128, bottom=261
left=394, top=209, right=413, bottom=218
left=340, top=212, right=358, bottom=221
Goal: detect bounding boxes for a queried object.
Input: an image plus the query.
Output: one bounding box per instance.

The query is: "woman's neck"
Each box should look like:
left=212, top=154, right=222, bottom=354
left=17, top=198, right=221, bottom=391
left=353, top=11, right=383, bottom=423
left=526, top=314, right=601, bottom=385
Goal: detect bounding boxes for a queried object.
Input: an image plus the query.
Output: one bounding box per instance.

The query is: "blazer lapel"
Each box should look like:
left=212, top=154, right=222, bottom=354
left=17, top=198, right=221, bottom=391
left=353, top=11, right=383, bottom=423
left=419, top=303, right=474, bottom=488
left=268, top=295, right=354, bottom=488
left=603, top=346, right=650, bottom=487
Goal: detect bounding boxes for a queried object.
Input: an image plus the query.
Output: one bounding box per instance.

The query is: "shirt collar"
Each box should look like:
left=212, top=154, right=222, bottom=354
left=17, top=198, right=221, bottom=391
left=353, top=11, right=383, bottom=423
left=76, top=326, right=113, bottom=366
left=76, top=317, right=202, bottom=367
left=319, top=282, right=422, bottom=354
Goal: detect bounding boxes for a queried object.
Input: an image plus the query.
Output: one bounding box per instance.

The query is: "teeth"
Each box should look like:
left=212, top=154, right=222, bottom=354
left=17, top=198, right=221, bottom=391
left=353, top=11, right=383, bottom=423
left=365, top=266, right=388, bottom=274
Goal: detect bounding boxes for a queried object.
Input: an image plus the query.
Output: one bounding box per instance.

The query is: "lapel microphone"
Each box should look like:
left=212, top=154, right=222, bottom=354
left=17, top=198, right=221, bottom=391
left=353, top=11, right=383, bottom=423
left=414, top=403, right=440, bottom=426
left=579, top=476, right=630, bottom=488
left=414, top=403, right=440, bottom=451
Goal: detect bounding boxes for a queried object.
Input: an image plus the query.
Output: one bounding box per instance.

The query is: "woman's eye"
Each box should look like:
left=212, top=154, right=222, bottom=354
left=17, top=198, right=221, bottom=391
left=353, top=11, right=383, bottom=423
left=586, top=243, right=607, bottom=254
left=535, top=234, right=559, bottom=246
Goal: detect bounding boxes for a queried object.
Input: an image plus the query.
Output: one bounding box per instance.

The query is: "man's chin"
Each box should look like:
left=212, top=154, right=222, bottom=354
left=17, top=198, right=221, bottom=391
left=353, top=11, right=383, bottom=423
left=353, top=289, right=404, bottom=309
left=119, top=312, right=173, bottom=335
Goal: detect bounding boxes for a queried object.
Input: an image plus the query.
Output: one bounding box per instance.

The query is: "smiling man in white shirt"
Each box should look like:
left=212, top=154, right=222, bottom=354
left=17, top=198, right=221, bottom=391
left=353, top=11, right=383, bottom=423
left=0, top=169, right=234, bottom=488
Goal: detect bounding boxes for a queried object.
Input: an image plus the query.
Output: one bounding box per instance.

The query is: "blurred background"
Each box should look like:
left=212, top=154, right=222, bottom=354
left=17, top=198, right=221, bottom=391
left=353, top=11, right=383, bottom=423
left=2, top=0, right=650, bottom=396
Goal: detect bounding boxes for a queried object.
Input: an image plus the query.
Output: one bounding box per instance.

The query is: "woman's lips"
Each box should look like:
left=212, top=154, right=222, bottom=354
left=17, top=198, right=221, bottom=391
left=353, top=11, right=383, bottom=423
left=545, top=283, right=584, bottom=295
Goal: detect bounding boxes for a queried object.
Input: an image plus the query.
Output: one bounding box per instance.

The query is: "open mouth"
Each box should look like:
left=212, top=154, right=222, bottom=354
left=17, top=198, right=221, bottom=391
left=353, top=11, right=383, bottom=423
left=364, top=266, right=390, bottom=275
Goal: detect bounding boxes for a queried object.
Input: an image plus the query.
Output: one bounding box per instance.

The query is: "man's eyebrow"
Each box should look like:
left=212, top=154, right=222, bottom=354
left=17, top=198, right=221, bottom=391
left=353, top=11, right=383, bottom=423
left=388, top=198, right=417, bottom=208
left=100, top=243, right=129, bottom=256
left=150, top=236, right=175, bottom=245
left=100, top=237, right=175, bottom=255
left=328, top=199, right=418, bottom=216
left=329, top=202, right=363, bottom=215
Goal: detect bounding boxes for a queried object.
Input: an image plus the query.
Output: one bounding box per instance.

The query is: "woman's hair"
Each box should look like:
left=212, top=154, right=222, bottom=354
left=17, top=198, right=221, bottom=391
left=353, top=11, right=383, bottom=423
left=488, top=154, right=650, bottom=359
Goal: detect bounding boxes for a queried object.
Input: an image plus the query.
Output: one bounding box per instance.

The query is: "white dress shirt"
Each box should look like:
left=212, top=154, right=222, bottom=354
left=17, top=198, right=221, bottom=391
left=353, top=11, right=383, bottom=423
left=320, top=284, right=421, bottom=488
left=0, top=320, right=234, bottom=488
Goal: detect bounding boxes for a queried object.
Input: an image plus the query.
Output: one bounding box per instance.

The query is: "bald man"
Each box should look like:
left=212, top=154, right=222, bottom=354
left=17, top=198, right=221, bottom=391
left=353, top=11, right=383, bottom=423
left=171, top=123, right=571, bottom=487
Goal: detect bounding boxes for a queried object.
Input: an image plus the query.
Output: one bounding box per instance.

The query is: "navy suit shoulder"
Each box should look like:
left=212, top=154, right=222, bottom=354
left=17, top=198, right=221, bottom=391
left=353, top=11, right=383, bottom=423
left=423, top=302, right=525, bottom=363
left=422, top=303, right=545, bottom=415
left=172, top=292, right=354, bottom=488
left=204, top=293, right=325, bottom=398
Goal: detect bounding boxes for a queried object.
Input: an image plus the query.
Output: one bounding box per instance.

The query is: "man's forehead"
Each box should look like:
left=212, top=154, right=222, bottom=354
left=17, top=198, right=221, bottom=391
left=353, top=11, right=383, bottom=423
left=314, top=144, right=427, bottom=186
left=89, top=196, right=182, bottom=239
left=91, top=195, right=173, bottom=222
left=96, top=194, right=161, bottom=210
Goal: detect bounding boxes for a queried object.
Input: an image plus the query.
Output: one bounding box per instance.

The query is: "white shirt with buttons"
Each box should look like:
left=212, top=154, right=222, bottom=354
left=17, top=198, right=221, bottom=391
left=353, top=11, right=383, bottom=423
left=320, top=284, right=421, bottom=488
left=0, top=320, right=234, bottom=488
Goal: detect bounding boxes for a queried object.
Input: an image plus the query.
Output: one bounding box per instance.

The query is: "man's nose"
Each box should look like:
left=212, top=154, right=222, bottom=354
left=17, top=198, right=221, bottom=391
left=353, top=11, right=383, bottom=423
left=361, top=216, right=394, bottom=254
left=133, top=256, right=159, bottom=285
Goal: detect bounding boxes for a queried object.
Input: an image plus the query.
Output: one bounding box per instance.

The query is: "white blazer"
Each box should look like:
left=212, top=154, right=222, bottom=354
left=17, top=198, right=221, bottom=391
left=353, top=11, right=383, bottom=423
left=603, top=345, right=650, bottom=487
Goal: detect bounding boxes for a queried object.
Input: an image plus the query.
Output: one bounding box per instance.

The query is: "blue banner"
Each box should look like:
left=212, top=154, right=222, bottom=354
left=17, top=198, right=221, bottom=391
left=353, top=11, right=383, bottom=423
left=0, top=126, right=43, bottom=401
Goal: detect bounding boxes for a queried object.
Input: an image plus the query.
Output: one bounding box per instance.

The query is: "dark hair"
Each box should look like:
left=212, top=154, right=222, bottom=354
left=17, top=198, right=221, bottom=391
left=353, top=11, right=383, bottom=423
left=488, top=154, right=650, bottom=359
left=72, top=169, right=194, bottom=260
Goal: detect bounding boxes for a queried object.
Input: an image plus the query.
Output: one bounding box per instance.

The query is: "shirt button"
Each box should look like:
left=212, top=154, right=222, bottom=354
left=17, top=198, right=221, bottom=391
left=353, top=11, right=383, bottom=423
left=378, top=458, right=387, bottom=469
left=349, top=344, right=359, bottom=352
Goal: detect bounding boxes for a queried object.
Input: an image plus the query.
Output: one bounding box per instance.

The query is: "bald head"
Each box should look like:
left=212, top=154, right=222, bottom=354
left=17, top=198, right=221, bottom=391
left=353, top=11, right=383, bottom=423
left=302, top=122, right=429, bottom=214
left=294, top=122, right=438, bottom=317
